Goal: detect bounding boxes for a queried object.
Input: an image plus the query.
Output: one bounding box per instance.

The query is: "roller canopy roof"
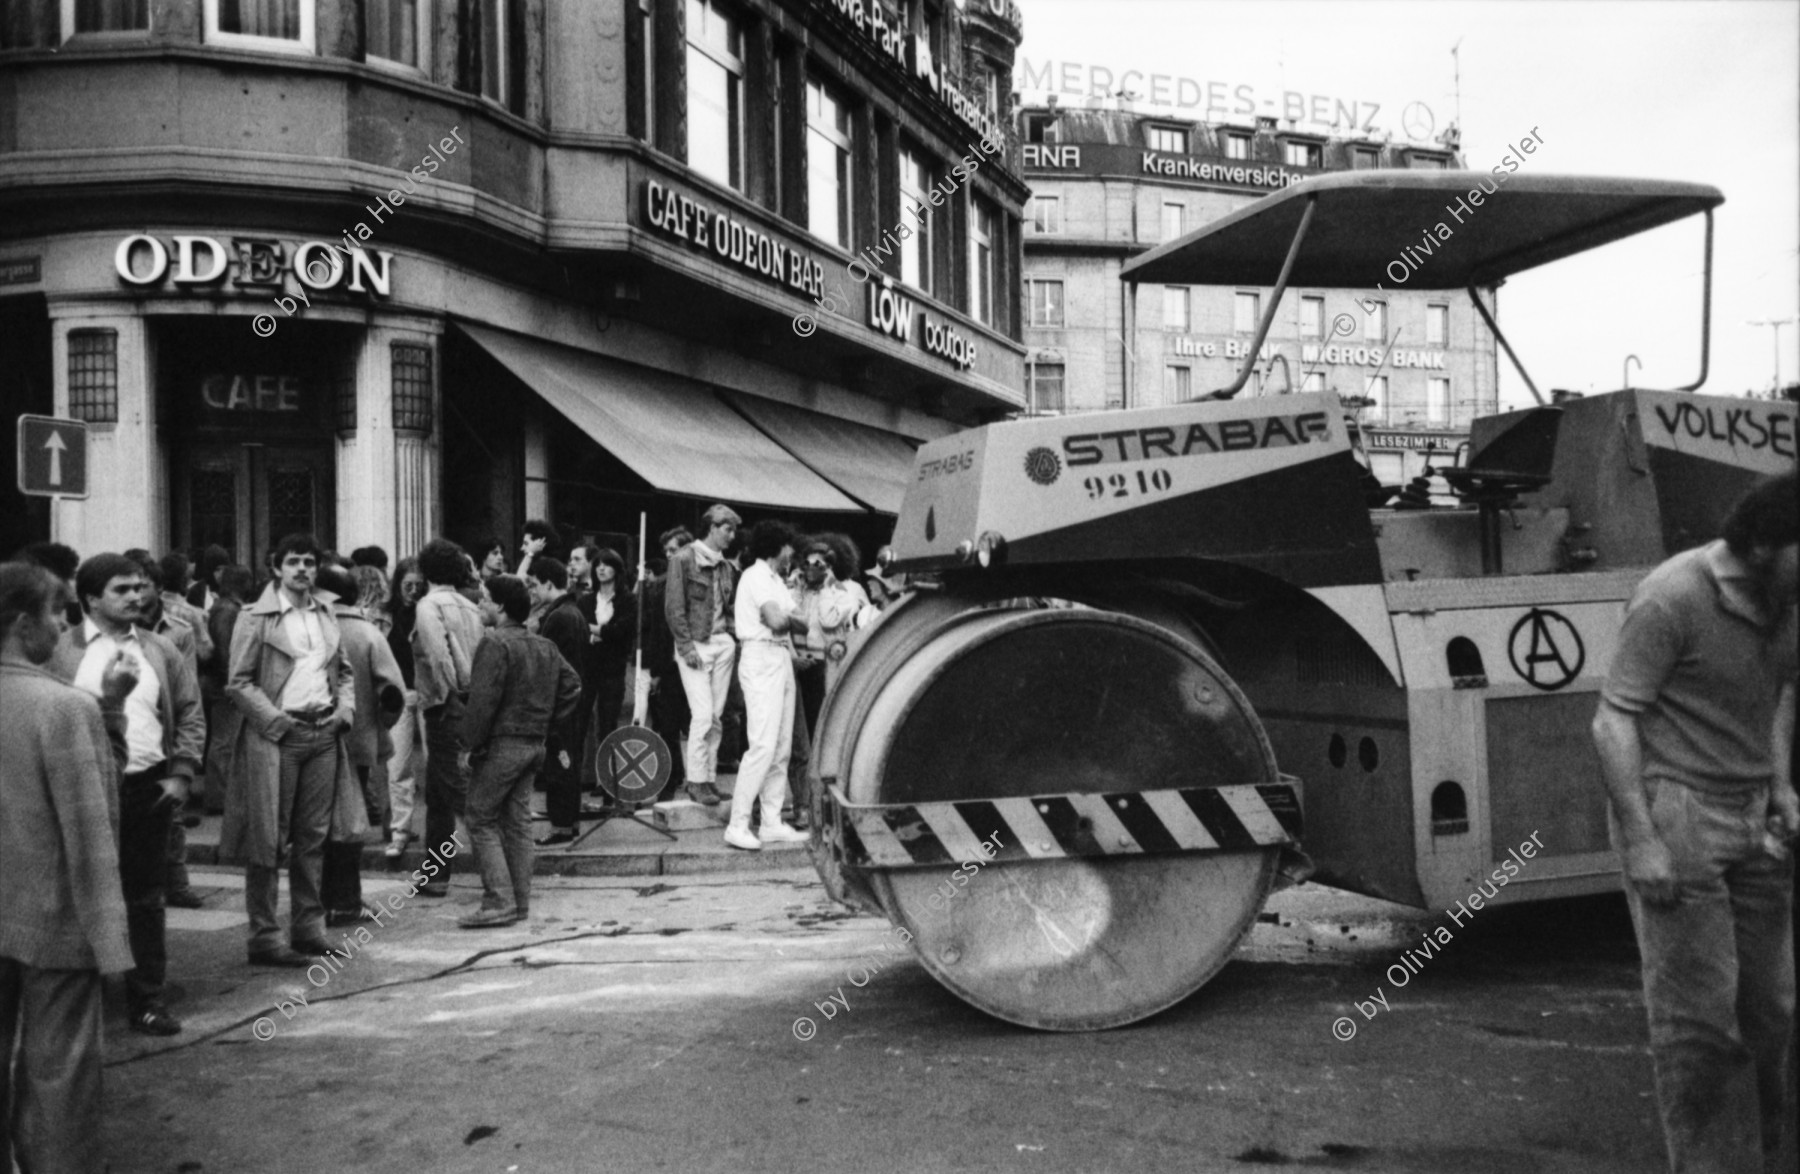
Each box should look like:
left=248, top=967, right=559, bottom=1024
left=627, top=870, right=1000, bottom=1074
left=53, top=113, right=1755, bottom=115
left=1121, top=171, right=1724, bottom=290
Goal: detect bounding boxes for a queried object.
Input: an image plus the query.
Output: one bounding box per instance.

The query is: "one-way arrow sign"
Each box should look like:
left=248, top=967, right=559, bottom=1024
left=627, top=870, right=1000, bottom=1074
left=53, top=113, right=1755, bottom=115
left=17, top=415, right=89, bottom=499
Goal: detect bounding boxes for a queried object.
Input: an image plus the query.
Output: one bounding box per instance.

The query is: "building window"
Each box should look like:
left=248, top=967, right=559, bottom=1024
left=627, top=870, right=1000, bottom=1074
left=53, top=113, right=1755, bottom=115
left=1234, top=291, right=1259, bottom=333
left=1029, top=193, right=1061, bottom=234
left=1427, top=303, right=1448, bottom=346
left=1300, top=295, right=1324, bottom=338
left=1222, top=132, right=1249, bottom=160
left=806, top=78, right=853, bottom=249
left=1369, top=451, right=1404, bottom=484
left=970, top=198, right=996, bottom=325
left=983, top=68, right=1000, bottom=117
left=1030, top=362, right=1065, bottom=412
left=391, top=343, right=435, bottom=434
left=1024, top=113, right=1060, bottom=144
left=1027, top=279, right=1064, bottom=328
left=1427, top=377, right=1451, bottom=424
left=686, top=0, right=744, bottom=190
left=205, top=0, right=315, bottom=52
left=365, top=0, right=424, bottom=69
left=63, top=0, right=148, bottom=35
left=1284, top=140, right=1322, bottom=168
left=334, top=373, right=358, bottom=436
left=1146, top=125, right=1188, bottom=154
left=1410, top=154, right=1448, bottom=170
left=1165, top=365, right=1192, bottom=401
left=1364, top=300, right=1387, bottom=341
left=1302, top=370, right=1325, bottom=392
left=1160, top=201, right=1184, bottom=241
left=1162, top=287, right=1190, bottom=331
left=1352, top=147, right=1379, bottom=170
left=480, top=0, right=524, bottom=113
left=67, top=330, right=119, bottom=424
left=899, top=146, right=934, bottom=291
left=1364, top=374, right=1388, bottom=421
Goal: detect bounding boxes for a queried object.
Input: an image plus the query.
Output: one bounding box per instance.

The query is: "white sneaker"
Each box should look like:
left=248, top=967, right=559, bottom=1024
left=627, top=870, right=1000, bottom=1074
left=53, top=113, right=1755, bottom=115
left=757, top=822, right=809, bottom=844
left=723, top=825, right=762, bottom=851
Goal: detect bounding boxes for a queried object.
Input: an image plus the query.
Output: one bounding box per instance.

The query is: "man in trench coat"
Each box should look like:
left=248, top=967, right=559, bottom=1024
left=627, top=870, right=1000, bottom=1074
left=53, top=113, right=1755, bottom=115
left=221, top=534, right=363, bottom=968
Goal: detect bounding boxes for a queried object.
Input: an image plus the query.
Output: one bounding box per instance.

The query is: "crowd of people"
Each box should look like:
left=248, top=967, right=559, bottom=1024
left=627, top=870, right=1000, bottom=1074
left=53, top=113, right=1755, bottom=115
left=0, top=504, right=898, bottom=1173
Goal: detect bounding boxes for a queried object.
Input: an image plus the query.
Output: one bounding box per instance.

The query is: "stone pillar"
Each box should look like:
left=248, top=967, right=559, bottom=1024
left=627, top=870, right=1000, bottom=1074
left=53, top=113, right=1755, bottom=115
left=336, top=317, right=442, bottom=563
left=48, top=306, right=165, bottom=556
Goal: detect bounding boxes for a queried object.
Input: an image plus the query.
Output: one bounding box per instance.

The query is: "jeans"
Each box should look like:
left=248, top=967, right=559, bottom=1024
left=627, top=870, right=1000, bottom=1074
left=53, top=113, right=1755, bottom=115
left=730, top=642, right=794, bottom=831
left=1614, top=778, right=1796, bottom=1173
left=245, top=722, right=338, bottom=953
left=676, top=634, right=736, bottom=784
left=422, top=694, right=469, bottom=888
left=387, top=689, right=427, bottom=840
left=118, top=766, right=172, bottom=1013
left=0, top=959, right=105, bottom=1174
left=467, top=737, right=544, bottom=915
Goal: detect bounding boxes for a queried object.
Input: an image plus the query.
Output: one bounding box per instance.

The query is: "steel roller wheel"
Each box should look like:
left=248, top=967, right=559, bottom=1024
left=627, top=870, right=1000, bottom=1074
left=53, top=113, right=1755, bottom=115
left=834, top=600, right=1281, bottom=1031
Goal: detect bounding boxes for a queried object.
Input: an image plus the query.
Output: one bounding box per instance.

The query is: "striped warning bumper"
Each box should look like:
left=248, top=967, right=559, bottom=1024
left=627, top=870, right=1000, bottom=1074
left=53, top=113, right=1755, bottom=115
left=821, top=780, right=1302, bottom=870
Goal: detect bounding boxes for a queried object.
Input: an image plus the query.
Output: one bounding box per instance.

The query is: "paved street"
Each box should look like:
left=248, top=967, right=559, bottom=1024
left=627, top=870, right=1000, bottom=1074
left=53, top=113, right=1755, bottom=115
left=102, top=863, right=1671, bottom=1174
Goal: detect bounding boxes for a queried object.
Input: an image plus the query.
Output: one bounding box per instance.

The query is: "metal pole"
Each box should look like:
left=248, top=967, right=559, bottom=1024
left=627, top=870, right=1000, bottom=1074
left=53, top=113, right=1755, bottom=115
left=1466, top=284, right=1544, bottom=405
left=1623, top=354, right=1640, bottom=390
left=1674, top=210, right=1714, bottom=393
left=1212, top=196, right=1317, bottom=399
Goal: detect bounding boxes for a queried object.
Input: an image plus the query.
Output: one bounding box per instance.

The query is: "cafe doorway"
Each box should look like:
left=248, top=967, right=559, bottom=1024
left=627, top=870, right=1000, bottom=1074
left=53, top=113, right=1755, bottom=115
left=158, top=317, right=353, bottom=565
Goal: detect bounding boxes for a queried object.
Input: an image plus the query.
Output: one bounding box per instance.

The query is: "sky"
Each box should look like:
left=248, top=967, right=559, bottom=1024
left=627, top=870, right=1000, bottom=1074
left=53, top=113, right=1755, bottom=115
left=1014, top=0, right=1800, bottom=410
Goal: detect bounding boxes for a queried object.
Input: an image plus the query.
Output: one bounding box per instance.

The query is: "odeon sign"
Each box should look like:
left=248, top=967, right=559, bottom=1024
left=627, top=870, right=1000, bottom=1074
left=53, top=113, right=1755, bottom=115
left=113, top=234, right=394, bottom=297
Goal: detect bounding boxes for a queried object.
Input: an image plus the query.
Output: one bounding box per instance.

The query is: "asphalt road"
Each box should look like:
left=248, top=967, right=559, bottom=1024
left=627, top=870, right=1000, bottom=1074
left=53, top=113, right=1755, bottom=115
left=100, top=862, right=1676, bottom=1174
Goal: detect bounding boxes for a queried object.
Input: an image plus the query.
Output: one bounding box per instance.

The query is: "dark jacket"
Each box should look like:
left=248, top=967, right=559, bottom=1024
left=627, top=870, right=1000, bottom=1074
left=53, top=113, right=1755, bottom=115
left=388, top=606, right=417, bottom=690
left=664, top=543, right=736, bottom=659
left=579, top=587, right=638, bottom=677
left=204, top=595, right=244, bottom=698
left=51, top=622, right=208, bottom=783
left=460, top=623, right=583, bottom=750
left=641, top=576, right=678, bottom=676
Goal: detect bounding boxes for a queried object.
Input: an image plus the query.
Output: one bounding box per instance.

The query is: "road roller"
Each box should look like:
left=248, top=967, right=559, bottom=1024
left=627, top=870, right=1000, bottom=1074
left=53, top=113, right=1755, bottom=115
left=805, top=171, right=1798, bottom=1031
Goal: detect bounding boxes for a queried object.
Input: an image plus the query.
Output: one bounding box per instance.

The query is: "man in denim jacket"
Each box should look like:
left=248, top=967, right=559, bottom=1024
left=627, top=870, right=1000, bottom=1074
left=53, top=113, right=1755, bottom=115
left=458, top=575, right=581, bottom=927
left=664, top=504, right=740, bottom=806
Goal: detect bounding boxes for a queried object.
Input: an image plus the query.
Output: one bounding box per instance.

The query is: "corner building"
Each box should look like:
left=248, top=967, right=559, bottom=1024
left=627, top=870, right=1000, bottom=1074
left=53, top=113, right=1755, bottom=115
left=1015, top=102, right=1500, bottom=486
left=0, top=0, right=1027, bottom=563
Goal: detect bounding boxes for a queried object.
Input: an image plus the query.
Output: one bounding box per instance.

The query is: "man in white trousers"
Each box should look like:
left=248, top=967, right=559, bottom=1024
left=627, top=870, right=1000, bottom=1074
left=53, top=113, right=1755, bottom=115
left=665, top=504, right=741, bottom=806
left=724, top=520, right=810, bottom=851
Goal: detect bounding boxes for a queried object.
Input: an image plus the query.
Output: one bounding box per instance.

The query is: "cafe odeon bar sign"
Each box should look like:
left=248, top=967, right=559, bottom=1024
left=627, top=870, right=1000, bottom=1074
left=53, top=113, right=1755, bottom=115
left=113, top=233, right=394, bottom=297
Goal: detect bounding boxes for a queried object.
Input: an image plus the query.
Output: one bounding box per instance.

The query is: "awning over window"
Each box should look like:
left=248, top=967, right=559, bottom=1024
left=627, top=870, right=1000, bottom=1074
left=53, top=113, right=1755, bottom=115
left=457, top=324, right=862, bottom=512
left=721, top=392, right=918, bottom=515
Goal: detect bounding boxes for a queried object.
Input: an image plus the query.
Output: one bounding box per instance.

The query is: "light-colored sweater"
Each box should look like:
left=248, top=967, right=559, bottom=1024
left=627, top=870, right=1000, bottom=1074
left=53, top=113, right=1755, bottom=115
left=0, top=657, right=134, bottom=974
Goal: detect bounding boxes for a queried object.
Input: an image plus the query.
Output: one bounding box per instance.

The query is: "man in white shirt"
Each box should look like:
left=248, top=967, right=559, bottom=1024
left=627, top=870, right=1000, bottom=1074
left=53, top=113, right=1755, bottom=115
left=724, top=520, right=810, bottom=851
left=222, top=534, right=357, bottom=968
left=54, top=553, right=206, bottom=1034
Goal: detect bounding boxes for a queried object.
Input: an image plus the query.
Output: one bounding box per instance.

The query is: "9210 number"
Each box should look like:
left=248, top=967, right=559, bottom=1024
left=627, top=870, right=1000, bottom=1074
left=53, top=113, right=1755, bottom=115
left=1083, top=468, right=1173, bottom=500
